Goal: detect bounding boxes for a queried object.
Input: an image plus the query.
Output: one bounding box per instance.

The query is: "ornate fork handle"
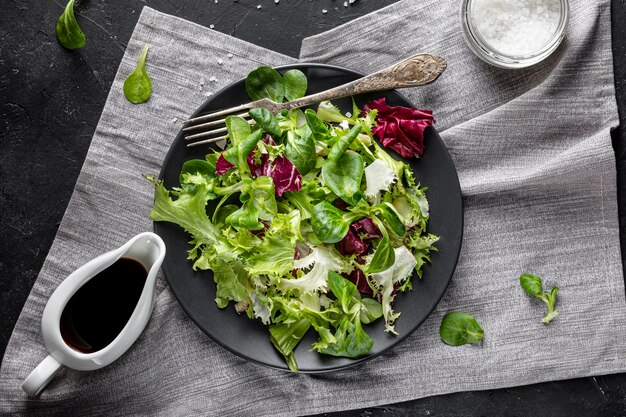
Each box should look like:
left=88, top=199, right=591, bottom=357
left=281, top=54, right=447, bottom=111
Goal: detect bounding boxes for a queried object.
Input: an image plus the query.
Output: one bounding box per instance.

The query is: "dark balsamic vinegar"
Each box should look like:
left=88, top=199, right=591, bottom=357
left=60, top=257, right=147, bottom=353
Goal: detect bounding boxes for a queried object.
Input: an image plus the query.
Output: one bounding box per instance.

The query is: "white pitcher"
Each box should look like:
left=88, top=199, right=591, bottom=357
left=22, top=232, right=166, bottom=397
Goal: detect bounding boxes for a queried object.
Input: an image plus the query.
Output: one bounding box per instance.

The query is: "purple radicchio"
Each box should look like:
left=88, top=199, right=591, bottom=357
left=363, top=97, right=435, bottom=159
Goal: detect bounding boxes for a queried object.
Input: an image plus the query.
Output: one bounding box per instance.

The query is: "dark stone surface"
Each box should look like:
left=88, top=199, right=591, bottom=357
left=1, top=0, right=625, bottom=415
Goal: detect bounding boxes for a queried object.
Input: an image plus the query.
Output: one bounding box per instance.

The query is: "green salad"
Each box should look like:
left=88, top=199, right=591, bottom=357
left=148, top=67, right=439, bottom=371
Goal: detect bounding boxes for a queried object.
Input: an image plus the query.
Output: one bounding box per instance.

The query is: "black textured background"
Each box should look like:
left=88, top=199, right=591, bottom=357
left=1, top=1, right=626, bottom=415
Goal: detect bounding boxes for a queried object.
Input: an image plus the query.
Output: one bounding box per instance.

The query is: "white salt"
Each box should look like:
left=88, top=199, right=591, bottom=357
left=472, top=0, right=561, bottom=56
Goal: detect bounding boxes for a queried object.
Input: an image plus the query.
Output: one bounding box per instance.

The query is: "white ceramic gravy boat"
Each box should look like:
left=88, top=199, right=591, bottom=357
left=22, top=232, right=166, bottom=397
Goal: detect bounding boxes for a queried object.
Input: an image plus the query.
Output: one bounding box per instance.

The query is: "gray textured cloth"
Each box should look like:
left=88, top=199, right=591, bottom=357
left=2, top=2, right=626, bottom=415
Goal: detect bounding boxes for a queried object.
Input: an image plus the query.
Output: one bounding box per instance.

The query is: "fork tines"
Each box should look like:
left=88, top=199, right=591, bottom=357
left=183, top=102, right=255, bottom=147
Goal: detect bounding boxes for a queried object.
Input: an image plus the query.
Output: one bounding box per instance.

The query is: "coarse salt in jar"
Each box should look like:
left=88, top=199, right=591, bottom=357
left=461, top=0, right=569, bottom=69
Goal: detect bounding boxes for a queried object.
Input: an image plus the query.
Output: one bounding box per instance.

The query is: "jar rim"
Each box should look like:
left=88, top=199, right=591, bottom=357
left=461, top=0, right=570, bottom=69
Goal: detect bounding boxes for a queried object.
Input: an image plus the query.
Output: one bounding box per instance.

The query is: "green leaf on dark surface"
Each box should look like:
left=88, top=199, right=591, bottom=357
left=123, top=46, right=152, bottom=104
left=439, top=312, right=484, bottom=346
left=269, top=318, right=311, bottom=372
left=374, top=202, right=406, bottom=237
left=245, top=66, right=285, bottom=102
left=305, top=108, right=332, bottom=141
left=56, top=0, right=86, bottom=50
left=322, top=152, right=364, bottom=203
left=283, top=69, right=308, bottom=101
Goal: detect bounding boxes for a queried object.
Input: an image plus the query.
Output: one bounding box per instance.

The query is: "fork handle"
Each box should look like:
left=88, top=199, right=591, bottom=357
left=283, top=54, right=447, bottom=111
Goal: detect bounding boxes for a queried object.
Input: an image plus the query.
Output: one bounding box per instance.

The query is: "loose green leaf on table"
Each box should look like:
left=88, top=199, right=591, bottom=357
left=56, top=0, right=86, bottom=50
left=520, top=273, right=560, bottom=324
left=123, top=45, right=152, bottom=104
left=439, top=312, right=484, bottom=346
left=283, top=69, right=308, bottom=101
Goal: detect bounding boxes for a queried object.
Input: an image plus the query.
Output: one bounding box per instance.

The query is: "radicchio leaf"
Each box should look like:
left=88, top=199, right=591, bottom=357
left=342, top=268, right=373, bottom=295
left=363, top=97, right=435, bottom=159
left=215, top=135, right=302, bottom=196
left=337, top=230, right=368, bottom=256
left=215, top=154, right=235, bottom=175
left=336, top=217, right=381, bottom=256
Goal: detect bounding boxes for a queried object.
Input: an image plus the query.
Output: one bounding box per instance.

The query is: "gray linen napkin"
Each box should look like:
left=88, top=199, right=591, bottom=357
left=2, top=1, right=626, bottom=415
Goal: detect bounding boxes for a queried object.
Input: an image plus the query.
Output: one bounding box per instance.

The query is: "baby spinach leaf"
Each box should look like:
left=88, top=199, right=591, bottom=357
left=439, top=312, right=484, bottom=346
left=520, top=273, right=543, bottom=297
left=520, top=273, right=560, bottom=324
left=123, top=46, right=152, bottom=104
left=374, top=202, right=406, bottom=237
left=284, top=125, right=316, bottom=175
left=305, top=108, right=331, bottom=141
left=366, top=225, right=395, bottom=273
left=245, top=66, right=284, bottom=103
left=283, top=69, right=308, bottom=101
left=225, top=115, right=252, bottom=147
left=322, top=152, right=364, bottom=203
left=248, top=108, right=282, bottom=138
left=311, top=201, right=363, bottom=243
left=56, top=0, right=86, bottom=50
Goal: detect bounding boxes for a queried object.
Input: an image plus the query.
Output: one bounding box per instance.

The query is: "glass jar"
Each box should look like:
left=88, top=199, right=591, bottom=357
left=461, top=0, right=569, bottom=69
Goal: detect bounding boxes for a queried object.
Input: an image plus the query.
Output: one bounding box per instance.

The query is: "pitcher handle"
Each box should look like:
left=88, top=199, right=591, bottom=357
left=22, top=355, right=63, bottom=397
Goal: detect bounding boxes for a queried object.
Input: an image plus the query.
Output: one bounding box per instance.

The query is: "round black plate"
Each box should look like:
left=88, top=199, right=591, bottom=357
left=155, top=64, right=463, bottom=373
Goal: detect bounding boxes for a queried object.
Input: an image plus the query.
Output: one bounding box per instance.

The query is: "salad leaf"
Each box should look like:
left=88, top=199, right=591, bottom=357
left=366, top=222, right=395, bottom=274
left=311, top=202, right=364, bottom=244
left=373, top=202, right=406, bottom=237
left=405, top=232, right=439, bottom=279
left=305, top=108, right=332, bottom=141
left=248, top=108, right=282, bottom=138
left=520, top=273, right=560, bottom=324
left=370, top=246, right=416, bottom=333
left=123, top=46, right=152, bottom=104
left=212, top=261, right=250, bottom=309
left=284, top=124, right=317, bottom=175
left=56, top=0, right=86, bottom=50
left=363, top=97, right=435, bottom=159
left=246, top=234, right=295, bottom=277
left=322, top=125, right=364, bottom=202
left=245, top=66, right=285, bottom=102
left=179, top=159, right=216, bottom=190
left=360, top=298, right=383, bottom=324
left=439, top=312, right=484, bottom=346
left=282, top=69, right=308, bottom=101
left=269, top=318, right=310, bottom=372
left=319, top=272, right=375, bottom=358
left=364, top=159, right=397, bottom=199
left=279, top=245, right=349, bottom=294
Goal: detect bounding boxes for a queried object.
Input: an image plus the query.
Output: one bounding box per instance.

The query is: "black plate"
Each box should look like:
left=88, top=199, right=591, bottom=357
left=155, top=64, right=463, bottom=373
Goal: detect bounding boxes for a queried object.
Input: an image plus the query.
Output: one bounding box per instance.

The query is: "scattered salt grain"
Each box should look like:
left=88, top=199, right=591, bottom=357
left=257, top=4, right=262, bottom=9
left=472, top=0, right=561, bottom=56
left=209, top=76, right=218, bottom=82
left=275, top=0, right=279, bottom=3
left=205, top=91, right=214, bottom=97
left=172, top=117, right=178, bottom=123
left=228, top=53, right=233, bottom=58
left=217, top=58, right=224, bottom=65
left=209, top=24, right=215, bottom=29
left=345, top=112, right=352, bottom=118
left=343, top=1, right=348, bottom=7
left=322, top=9, right=328, bottom=13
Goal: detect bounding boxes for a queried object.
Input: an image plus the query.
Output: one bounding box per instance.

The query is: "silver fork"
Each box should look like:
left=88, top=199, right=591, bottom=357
left=183, top=53, right=447, bottom=147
